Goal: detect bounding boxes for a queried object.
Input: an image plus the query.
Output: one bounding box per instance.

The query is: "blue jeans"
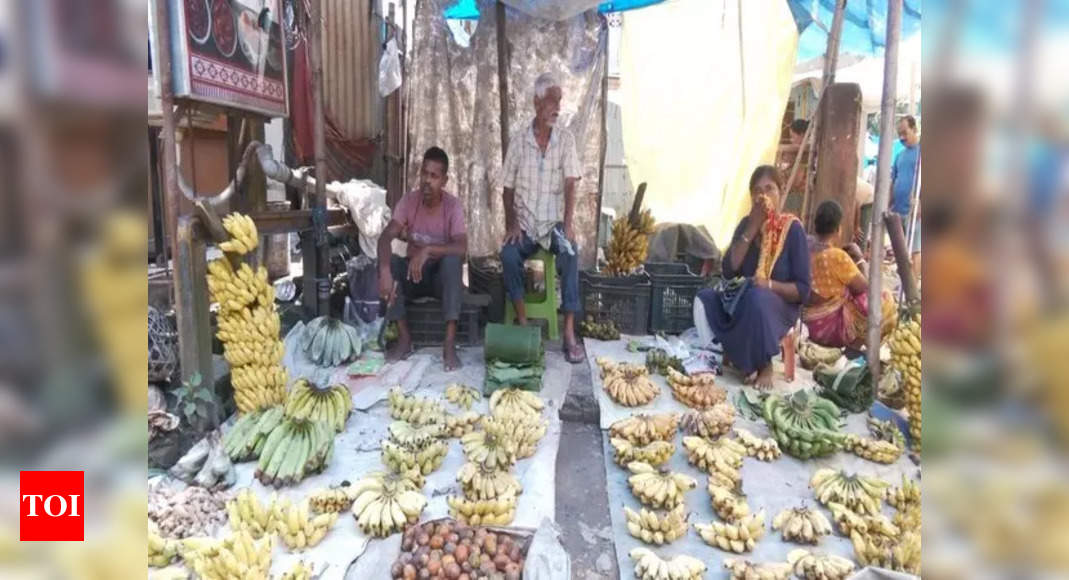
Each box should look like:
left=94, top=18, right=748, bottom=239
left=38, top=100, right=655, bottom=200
left=500, top=223, right=580, bottom=313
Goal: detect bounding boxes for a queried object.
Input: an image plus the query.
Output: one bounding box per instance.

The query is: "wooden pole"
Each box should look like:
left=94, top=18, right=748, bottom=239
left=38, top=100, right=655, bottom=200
left=595, top=35, right=608, bottom=254
left=309, top=0, right=330, bottom=316
left=867, top=0, right=903, bottom=384
left=155, top=0, right=180, bottom=272
left=802, top=0, right=847, bottom=227
left=884, top=212, right=919, bottom=304
left=496, top=1, right=510, bottom=159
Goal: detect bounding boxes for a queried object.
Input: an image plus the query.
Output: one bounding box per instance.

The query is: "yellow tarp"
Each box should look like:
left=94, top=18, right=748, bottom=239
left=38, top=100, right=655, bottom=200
left=620, top=0, right=798, bottom=247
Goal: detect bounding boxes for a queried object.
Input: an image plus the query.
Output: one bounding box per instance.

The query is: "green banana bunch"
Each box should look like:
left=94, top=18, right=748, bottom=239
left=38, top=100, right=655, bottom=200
left=223, top=405, right=284, bottom=461
left=254, top=416, right=334, bottom=487
left=284, top=379, right=352, bottom=432
left=301, top=316, right=363, bottom=367
left=762, top=391, right=845, bottom=459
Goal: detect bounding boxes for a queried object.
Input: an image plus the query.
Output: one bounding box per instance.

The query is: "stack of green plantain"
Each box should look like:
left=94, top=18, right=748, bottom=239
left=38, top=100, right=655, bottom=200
left=762, top=390, right=845, bottom=459
left=809, top=468, right=889, bottom=516
left=682, top=436, right=746, bottom=486
left=605, top=209, right=656, bottom=275
left=223, top=406, right=285, bottom=461
left=579, top=315, right=621, bottom=341
left=284, top=379, right=352, bottom=432
left=387, top=386, right=446, bottom=425
left=301, top=315, right=363, bottom=367
left=349, top=470, right=428, bottom=537
left=254, top=416, right=334, bottom=487
left=610, top=438, right=675, bottom=467
left=645, top=348, right=685, bottom=376
left=623, top=503, right=689, bottom=545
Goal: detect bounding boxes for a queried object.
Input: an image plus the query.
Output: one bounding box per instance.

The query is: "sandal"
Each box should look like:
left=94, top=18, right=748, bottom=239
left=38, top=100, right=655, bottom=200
left=563, top=342, right=586, bottom=364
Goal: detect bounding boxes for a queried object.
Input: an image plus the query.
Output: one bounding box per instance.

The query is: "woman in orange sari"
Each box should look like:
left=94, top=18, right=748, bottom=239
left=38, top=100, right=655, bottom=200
left=803, top=200, right=896, bottom=350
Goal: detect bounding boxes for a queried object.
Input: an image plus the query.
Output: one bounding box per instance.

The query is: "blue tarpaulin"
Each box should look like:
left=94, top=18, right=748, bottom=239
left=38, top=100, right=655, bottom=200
left=788, top=0, right=922, bottom=62
left=443, top=0, right=665, bottom=20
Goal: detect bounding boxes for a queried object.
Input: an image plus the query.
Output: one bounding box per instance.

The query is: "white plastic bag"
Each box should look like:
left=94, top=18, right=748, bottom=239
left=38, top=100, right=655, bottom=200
left=378, top=39, right=402, bottom=97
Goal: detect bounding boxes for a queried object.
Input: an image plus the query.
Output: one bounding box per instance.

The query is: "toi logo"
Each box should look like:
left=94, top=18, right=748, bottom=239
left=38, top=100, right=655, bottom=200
left=19, top=471, right=84, bottom=541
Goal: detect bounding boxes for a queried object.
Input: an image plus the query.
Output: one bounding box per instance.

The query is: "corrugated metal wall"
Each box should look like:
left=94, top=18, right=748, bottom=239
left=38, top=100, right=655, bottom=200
left=321, top=0, right=380, bottom=140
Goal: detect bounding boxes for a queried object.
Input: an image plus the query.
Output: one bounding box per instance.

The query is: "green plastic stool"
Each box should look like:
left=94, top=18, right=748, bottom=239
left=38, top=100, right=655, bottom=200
left=504, top=249, right=560, bottom=340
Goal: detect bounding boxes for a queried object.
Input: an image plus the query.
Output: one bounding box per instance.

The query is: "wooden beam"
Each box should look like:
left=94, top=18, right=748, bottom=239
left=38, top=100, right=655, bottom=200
left=867, top=0, right=903, bottom=384
left=496, top=1, right=510, bottom=159
left=309, top=0, right=330, bottom=317
left=803, top=0, right=847, bottom=226
left=810, top=83, right=862, bottom=242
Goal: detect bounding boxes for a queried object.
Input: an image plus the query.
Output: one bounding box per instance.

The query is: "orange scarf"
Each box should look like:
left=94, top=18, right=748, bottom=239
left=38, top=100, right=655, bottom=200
left=756, top=211, right=798, bottom=280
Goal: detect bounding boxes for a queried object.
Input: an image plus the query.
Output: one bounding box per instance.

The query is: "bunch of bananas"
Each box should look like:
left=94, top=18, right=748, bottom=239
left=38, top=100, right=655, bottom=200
left=308, top=483, right=356, bottom=513
left=489, top=387, right=544, bottom=418
left=762, top=391, right=845, bottom=459
left=444, top=412, right=483, bottom=437
left=350, top=472, right=428, bottom=537
left=279, top=561, right=316, bottom=580
left=388, top=421, right=445, bottom=447
left=219, top=213, right=259, bottom=255
left=444, top=383, right=480, bottom=410
left=810, top=468, right=888, bottom=516
left=867, top=417, right=907, bottom=451
left=446, top=492, right=517, bottom=526
left=629, top=547, right=706, bottom=580
left=842, top=433, right=902, bottom=464
left=225, top=488, right=277, bottom=538
left=645, top=348, right=686, bottom=376
left=458, top=461, right=522, bottom=500
left=207, top=257, right=286, bottom=413
left=270, top=498, right=337, bottom=550
left=285, top=379, right=352, bottom=432
left=255, top=417, right=334, bottom=487
left=382, top=439, right=448, bottom=475
left=666, top=368, right=726, bottom=409
left=223, top=406, right=284, bottom=461
left=623, top=503, right=688, bottom=545
left=889, top=310, right=921, bottom=449
left=786, top=549, right=855, bottom=580
left=694, top=511, right=767, bottom=553
left=605, top=209, right=656, bottom=275
left=148, top=522, right=178, bottom=567
left=733, top=428, right=781, bottom=461
left=388, top=387, right=445, bottom=425
left=579, top=315, right=620, bottom=341
left=610, top=413, right=679, bottom=446
left=481, top=415, right=546, bottom=459
left=627, top=461, right=696, bottom=509
left=302, top=316, right=363, bottom=368
left=679, top=403, right=735, bottom=439
left=890, top=530, right=922, bottom=574
left=681, top=436, right=745, bottom=483
left=723, top=558, right=792, bottom=580
left=798, top=341, right=843, bottom=370
left=610, top=438, right=675, bottom=467
left=885, top=475, right=920, bottom=512
left=772, top=506, right=832, bottom=544
left=601, top=363, right=660, bottom=407
left=825, top=502, right=871, bottom=535
left=460, top=424, right=517, bottom=470
left=184, top=529, right=272, bottom=580
left=708, top=483, right=751, bottom=522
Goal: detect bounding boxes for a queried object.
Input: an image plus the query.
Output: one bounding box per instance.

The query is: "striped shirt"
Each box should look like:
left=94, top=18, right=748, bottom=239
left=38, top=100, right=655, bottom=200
left=502, top=123, right=582, bottom=245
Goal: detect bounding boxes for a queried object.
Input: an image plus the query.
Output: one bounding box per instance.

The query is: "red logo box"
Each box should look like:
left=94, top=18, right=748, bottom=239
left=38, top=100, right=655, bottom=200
left=19, top=471, right=84, bottom=541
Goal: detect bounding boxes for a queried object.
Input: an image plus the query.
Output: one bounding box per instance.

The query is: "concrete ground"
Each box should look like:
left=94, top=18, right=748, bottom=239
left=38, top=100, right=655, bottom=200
left=554, top=346, right=620, bottom=579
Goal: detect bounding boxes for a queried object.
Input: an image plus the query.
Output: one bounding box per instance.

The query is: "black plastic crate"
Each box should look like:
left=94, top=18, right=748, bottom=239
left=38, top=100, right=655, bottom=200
left=468, top=257, right=505, bottom=324
left=406, top=296, right=484, bottom=347
left=580, top=271, right=652, bottom=336
left=645, top=262, right=704, bottom=334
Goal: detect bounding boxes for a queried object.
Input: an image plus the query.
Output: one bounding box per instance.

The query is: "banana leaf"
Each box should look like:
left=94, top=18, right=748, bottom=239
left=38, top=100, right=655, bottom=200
left=813, top=360, right=874, bottom=413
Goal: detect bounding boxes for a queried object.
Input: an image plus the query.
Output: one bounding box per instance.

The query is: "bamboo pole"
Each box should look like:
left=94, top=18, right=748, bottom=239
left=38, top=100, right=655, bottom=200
left=801, top=0, right=846, bottom=227
left=867, top=0, right=903, bottom=384
left=496, top=1, right=510, bottom=159
left=154, top=0, right=180, bottom=271
left=309, top=0, right=330, bottom=316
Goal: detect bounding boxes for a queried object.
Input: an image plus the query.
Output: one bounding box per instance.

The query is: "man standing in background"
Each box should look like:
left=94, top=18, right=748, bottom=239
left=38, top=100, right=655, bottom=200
left=891, top=115, right=922, bottom=273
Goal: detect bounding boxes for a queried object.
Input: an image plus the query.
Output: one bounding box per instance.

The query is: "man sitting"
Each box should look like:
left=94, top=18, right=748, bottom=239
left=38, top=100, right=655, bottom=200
left=377, top=147, right=467, bottom=370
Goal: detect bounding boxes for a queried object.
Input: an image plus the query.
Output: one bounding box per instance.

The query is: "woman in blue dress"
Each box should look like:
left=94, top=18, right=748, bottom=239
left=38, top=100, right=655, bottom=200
left=695, top=165, right=811, bottom=390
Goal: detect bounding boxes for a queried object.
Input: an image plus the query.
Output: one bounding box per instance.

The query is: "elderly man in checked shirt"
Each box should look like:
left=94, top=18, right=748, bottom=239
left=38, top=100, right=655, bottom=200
left=501, top=72, right=586, bottom=363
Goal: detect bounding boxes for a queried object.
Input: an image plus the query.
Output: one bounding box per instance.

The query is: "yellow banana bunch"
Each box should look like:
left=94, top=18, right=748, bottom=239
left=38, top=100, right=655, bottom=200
left=308, top=484, right=358, bottom=513
left=382, top=439, right=448, bottom=476
left=733, top=428, right=782, bottom=461
left=723, top=558, right=793, bottom=580
left=446, top=492, right=517, bottom=526
left=694, top=511, right=767, bottom=553
left=461, top=423, right=518, bottom=470
left=602, top=365, right=661, bottom=407
left=786, top=549, right=856, bottom=580
left=708, top=482, right=751, bottom=522
left=810, top=468, right=888, bottom=515
left=623, top=503, right=688, bottom=545
left=627, top=461, right=696, bottom=509
left=219, top=212, right=259, bottom=255
left=889, top=311, right=921, bottom=449
left=890, top=530, right=922, bottom=575
left=285, top=379, right=352, bottom=432
left=270, top=498, right=337, bottom=550
left=388, top=421, right=446, bottom=447
left=772, top=506, right=833, bottom=544
left=481, top=414, right=546, bottom=459
left=666, top=367, right=727, bottom=409
left=279, top=560, right=316, bottom=580
left=629, top=547, right=706, bottom=580
left=458, top=461, right=523, bottom=500
left=489, top=388, right=544, bottom=418
left=885, top=474, right=920, bottom=512
left=610, top=438, right=675, bottom=467
left=843, top=433, right=902, bottom=464
left=148, top=522, right=179, bottom=568
left=445, top=383, right=480, bottom=409
left=681, top=436, right=745, bottom=483
left=387, top=387, right=445, bottom=425
left=184, top=529, right=272, bottom=580
left=225, top=488, right=277, bottom=538
left=444, top=411, right=483, bottom=437
left=825, top=502, right=870, bottom=535
left=595, top=357, right=647, bottom=378
left=679, top=403, right=736, bottom=439
left=350, top=472, right=427, bottom=537
left=610, top=413, right=679, bottom=446
left=207, top=256, right=286, bottom=414
left=605, top=209, right=656, bottom=275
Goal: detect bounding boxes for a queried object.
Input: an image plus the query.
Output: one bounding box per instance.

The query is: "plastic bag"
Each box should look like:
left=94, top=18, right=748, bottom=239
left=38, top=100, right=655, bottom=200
left=378, top=39, right=402, bottom=97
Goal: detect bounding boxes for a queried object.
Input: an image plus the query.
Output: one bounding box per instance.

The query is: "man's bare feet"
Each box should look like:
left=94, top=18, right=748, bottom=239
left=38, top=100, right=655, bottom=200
left=443, top=339, right=462, bottom=371
left=754, top=364, right=775, bottom=391
left=386, top=335, right=414, bottom=362
left=743, top=371, right=758, bottom=385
